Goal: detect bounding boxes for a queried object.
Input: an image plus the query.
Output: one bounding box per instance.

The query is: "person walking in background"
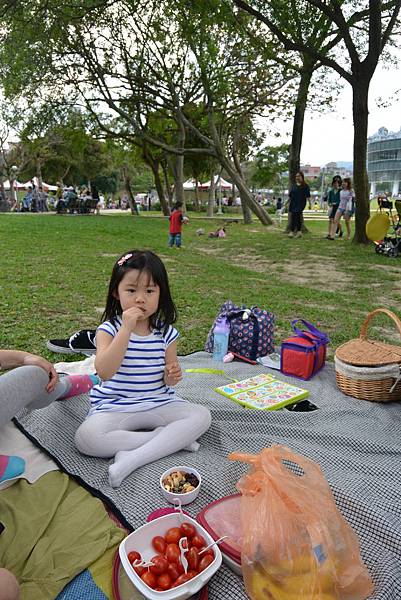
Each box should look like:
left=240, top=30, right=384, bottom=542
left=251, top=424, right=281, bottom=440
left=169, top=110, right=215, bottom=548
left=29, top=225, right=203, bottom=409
left=168, top=202, right=185, bottom=248
left=275, top=197, right=284, bottom=226
left=38, top=186, right=49, bottom=212
left=288, top=171, right=310, bottom=238
left=327, top=177, right=355, bottom=240
left=325, top=176, right=343, bottom=239
left=21, top=187, right=33, bottom=212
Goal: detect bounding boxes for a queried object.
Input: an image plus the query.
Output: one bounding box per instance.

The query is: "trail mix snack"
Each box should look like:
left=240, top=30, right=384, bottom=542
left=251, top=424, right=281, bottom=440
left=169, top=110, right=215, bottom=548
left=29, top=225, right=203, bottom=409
left=162, top=470, right=199, bottom=494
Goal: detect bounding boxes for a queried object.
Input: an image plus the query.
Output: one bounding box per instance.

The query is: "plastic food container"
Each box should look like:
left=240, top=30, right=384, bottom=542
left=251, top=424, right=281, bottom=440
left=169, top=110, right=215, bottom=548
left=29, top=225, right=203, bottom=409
left=197, top=495, right=242, bottom=575
left=160, top=466, right=201, bottom=506
left=119, top=512, right=222, bottom=600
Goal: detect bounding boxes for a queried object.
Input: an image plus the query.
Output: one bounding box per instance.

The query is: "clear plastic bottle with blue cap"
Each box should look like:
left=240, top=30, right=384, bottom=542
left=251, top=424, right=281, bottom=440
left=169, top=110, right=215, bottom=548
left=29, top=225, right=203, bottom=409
left=212, top=317, right=230, bottom=361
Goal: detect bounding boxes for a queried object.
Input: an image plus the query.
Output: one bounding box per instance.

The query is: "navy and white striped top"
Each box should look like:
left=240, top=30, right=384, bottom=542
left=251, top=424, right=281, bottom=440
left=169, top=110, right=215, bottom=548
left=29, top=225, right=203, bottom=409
left=89, top=317, right=182, bottom=415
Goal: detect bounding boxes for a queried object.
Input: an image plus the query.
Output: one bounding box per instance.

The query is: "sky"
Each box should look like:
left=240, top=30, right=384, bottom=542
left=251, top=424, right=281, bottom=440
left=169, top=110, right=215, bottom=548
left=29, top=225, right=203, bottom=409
left=268, top=62, right=401, bottom=168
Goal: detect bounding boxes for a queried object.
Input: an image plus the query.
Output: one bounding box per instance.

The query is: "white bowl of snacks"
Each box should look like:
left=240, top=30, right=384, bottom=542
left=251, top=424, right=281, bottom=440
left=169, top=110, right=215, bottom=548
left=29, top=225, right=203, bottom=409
left=160, top=466, right=201, bottom=506
left=119, top=512, right=222, bottom=599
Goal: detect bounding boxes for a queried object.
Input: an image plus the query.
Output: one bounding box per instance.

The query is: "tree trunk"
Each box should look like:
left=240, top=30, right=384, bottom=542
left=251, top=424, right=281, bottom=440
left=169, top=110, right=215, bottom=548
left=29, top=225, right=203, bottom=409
left=172, top=117, right=186, bottom=211
left=161, top=158, right=174, bottom=207
left=194, top=180, right=200, bottom=212
left=0, top=178, right=8, bottom=212
left=285, top=61, right=314, bottom=233
left=232, top=147, right=252, bottom=224
left=288, top=61, right=314, bottom=186
left=219, top=155, right=272, bottom=225
left=205, top=107, right=271, bottom=225
left=207, top=168, right=215, bottom=217
left=36, top=159, right=43, bottom=189
left=173, top=153, right=185, bottom=210
left=149, top=159, right=169, bottom=215
left=123, top=168, right=138, bottom=215
left=352, top=79, right=371, bottom=244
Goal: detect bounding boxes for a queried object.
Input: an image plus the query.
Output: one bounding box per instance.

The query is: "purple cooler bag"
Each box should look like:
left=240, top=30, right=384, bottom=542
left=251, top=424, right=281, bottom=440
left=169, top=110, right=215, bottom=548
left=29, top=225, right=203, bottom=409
left=205, top=300, right=275, bottom=361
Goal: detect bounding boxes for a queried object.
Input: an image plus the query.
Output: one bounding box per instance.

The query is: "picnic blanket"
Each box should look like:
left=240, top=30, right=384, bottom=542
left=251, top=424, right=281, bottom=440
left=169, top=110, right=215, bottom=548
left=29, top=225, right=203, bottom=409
left=13, top=352, right=401, bottom=599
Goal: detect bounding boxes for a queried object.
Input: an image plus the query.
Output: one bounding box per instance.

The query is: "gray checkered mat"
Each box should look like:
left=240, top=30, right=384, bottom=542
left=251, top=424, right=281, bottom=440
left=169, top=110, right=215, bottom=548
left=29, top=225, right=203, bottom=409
left=14, top=352, right=401, bottom=599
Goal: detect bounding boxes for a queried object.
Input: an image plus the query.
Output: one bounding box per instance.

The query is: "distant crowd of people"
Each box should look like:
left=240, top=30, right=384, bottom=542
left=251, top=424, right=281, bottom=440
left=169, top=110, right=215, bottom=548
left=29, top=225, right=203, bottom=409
left=2, top=182, right=135, bottom=214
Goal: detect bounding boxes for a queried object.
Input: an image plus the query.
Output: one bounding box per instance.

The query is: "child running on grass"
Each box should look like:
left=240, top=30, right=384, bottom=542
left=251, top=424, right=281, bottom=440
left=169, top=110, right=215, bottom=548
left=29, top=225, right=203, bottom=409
left=74, top=250, right=211, bottom=488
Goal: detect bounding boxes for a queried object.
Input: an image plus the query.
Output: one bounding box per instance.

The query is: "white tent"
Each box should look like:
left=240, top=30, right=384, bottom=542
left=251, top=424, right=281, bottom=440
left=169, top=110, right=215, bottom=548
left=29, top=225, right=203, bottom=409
left=2, top=179, right=26, bottom=190
left=199, top=175, right=233, bottom=190
left=21, top=177, right=58, bottom=191
left=183, top=179, right=197, bottom=190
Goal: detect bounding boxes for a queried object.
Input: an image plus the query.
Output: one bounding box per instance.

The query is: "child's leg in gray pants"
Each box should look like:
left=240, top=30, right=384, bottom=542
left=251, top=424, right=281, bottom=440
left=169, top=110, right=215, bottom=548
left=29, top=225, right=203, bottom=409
left=0, top=366, right=67, bottom=429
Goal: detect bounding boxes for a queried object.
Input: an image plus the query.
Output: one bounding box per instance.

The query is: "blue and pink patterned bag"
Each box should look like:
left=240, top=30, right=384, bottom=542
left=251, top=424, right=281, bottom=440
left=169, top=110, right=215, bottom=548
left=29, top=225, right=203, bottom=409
left=205, top=300, right=275, bottom=361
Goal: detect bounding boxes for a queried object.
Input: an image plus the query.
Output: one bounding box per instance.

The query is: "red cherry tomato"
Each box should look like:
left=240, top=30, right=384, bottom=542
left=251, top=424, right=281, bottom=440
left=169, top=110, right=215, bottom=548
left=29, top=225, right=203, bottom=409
left=141, top=571, right=157, bottom=589
left=191, top=534, right=206, bottom=548
left=199, top=546, right=215, bottom=558
left=175, top=559, right=185, bottom=574
left=187, top=570, right=198, bottom=578
left=166, top=543, right=180, bottom=563
left=157, top=573, right=172, bottom=590
left=167, top=562, right=180, bottom=582
left=152, top=535, right=167, bottom=554
left=128, top=550, right=141, bottom=564
left=199, top=554, right=214, bottom=572
left=187, top=547, right=199, bottom=571
left=165, top=527, right=182, bottom=544
left=149, top=555, right=168, bottom=575
left=172, top=572, right=196, bottom=587
left=180, top=522, right=196, bottom=539
left=132, top=564, right=145, bottom=577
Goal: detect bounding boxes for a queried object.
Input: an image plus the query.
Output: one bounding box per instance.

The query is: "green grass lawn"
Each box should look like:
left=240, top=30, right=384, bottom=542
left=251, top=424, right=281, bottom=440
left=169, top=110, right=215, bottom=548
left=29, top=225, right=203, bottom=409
left=1, top=212, right=400, bottom=361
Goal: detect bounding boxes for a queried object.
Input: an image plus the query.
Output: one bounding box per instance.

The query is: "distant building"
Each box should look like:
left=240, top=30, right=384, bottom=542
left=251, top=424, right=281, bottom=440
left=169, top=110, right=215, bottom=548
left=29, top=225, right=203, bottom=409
left=368, top=127, right=401, bottom=196
left=301, top=165, right=321, bottom=179
left=324, top=162, right=353, bottom=179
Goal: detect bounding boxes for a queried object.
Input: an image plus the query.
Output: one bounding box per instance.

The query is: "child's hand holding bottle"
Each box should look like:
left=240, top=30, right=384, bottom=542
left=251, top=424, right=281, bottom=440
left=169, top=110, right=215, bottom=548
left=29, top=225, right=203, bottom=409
left=164, top=361, right=182, bottom=386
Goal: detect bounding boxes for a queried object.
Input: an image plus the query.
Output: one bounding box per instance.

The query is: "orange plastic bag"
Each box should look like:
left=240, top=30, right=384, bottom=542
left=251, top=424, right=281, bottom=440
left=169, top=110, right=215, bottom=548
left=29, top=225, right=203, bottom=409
left=229, top=445, right=374, bottom=600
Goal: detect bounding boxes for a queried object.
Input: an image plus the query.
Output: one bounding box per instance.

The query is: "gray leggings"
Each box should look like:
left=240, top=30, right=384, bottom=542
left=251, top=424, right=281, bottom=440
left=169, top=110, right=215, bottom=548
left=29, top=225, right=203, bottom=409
left=0, top=366, right=66, bottom=429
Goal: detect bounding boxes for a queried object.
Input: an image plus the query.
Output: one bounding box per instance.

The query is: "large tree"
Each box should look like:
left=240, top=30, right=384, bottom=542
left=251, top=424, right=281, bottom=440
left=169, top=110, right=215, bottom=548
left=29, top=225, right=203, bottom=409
left=233, top=0, right=401, bottom=242
left=0, top=0, right=292, bottom=225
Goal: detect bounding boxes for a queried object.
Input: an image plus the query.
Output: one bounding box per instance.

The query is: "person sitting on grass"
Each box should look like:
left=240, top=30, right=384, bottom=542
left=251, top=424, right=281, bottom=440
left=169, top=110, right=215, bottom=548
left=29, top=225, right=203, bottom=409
left=208, top=226, right=226, bottom=238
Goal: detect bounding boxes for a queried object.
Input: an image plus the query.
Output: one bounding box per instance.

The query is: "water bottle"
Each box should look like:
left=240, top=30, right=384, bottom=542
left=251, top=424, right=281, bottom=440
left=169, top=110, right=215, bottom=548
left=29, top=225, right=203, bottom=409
left=212, top=317, right=230, bottom=361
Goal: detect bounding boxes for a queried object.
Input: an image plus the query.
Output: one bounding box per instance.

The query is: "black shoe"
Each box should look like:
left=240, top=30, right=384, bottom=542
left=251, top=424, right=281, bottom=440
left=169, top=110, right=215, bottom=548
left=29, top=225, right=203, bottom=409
left=46, top=329, right=97, bottom=355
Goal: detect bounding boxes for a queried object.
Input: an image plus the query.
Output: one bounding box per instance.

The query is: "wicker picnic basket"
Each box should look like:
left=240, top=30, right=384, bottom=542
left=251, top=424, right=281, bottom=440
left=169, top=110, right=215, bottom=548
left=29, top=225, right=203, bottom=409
left=335, top=308, right=401, bottom=402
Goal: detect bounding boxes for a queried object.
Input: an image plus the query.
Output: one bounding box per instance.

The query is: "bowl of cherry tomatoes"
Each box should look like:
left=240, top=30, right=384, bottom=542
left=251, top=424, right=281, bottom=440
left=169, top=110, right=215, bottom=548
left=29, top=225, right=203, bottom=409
left=119, top=512, right=222, bottom=599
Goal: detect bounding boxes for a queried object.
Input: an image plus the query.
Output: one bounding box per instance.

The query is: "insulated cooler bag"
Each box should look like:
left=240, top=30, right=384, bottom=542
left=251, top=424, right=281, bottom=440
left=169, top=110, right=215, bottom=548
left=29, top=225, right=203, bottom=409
left=280, top=319, right=329, bottom=380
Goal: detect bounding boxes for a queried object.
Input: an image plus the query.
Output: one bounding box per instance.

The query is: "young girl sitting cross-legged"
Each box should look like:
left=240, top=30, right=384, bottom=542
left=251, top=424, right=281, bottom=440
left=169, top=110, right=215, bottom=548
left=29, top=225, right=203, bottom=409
left=74, top=250, right=211, bottom=488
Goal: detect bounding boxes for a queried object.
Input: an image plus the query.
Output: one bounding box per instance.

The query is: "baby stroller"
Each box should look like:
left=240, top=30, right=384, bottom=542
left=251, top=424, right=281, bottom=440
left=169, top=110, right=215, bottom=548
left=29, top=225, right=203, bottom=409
left=374, top=199, right=401, bottom=258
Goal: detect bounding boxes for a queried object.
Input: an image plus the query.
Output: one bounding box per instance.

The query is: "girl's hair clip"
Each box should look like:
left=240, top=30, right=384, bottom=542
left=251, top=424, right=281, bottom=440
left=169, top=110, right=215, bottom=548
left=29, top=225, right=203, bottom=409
left=117, top=253, right=133, bottom=266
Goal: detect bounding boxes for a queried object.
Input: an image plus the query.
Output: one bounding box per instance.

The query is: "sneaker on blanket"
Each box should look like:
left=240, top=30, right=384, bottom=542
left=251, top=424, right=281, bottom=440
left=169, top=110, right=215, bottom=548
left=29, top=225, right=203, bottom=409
left=46, top=330, right=97, bottom=355
left=0, top=455, right=25, bottom=485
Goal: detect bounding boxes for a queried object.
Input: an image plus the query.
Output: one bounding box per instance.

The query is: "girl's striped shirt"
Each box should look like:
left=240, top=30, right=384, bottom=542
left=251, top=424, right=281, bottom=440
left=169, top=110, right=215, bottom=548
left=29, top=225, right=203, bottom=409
left=89, top=317, right=182, bottom=415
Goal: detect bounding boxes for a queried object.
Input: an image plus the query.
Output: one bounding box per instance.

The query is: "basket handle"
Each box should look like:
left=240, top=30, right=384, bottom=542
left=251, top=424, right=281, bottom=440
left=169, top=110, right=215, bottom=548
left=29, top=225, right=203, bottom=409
left=360, top=308, right=401, bottom=340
